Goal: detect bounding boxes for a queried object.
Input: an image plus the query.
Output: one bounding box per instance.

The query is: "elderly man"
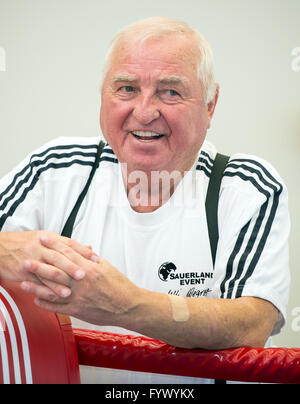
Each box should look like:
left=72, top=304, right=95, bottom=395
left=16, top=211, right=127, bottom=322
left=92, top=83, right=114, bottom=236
left=0, top=17, right=290, bottom=383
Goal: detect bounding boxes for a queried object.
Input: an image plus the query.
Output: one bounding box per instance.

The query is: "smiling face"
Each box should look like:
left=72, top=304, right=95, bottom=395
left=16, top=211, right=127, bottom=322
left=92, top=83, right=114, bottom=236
left=100, top=33, right=218, bottom=174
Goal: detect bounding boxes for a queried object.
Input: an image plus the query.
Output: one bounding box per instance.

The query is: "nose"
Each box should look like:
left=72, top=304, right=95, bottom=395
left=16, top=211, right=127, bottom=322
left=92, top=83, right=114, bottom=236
left=132, top=94, right=160, bottom=125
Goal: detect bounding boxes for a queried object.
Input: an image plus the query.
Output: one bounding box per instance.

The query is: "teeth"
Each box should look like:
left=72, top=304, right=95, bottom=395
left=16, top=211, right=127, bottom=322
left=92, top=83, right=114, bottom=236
left=132, top=131, right=162, bottom=138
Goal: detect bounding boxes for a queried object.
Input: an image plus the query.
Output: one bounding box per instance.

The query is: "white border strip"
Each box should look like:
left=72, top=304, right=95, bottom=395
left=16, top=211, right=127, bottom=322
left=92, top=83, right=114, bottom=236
left=0, top=286, right=33, bottom=384
left=0, top=312, right=10, bottom=384
left=0, top=298, right=21, bottom=383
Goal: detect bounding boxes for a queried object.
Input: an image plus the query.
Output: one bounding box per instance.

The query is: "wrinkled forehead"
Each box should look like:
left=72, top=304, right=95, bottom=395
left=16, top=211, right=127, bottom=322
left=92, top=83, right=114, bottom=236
left=107, top=33, right=200, bottom=78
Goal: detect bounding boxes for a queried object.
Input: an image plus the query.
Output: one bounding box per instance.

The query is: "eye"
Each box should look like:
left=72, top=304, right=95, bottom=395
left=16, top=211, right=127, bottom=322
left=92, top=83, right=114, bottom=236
left=122, top=86, right=135, bottom=93
left=159, top=89, right=182, bottom=103
left=116, top=85, right=137, bottom=99
left=118, top=85, right=135, bottom=93
left=166, top=89, right=180, bottom=97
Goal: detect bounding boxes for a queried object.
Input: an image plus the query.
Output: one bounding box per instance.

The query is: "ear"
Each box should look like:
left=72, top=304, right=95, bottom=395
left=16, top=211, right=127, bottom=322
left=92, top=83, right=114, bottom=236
left=207, top=84, right=220, bottom=129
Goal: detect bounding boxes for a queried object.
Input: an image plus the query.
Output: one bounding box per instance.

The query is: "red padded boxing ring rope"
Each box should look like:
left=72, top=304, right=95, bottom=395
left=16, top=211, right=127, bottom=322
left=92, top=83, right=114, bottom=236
left=73, top=329, right=300, bottom=384
left=1, top=281, right=300, bottom=384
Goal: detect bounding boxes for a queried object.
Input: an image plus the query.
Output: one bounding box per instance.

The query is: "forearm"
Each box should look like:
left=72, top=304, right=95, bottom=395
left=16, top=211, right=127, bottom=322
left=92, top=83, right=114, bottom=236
left=121, top=290, right=278, bottom=350
left=24, top=254, right=278, bottom=350
left=0, top=231, right=27, bottom=282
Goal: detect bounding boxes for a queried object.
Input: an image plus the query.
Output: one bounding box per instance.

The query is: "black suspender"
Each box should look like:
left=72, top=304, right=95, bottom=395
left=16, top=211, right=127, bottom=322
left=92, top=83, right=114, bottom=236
left=205, top=153, right=230, bottom=267
left=206, top=153, right=230, bottom=385
left=61, top=140, right=105, bottom=238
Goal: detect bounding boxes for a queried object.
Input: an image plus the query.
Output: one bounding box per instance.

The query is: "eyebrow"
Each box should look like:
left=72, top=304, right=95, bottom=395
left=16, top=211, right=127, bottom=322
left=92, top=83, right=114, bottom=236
left=111, top=74, right=138, bottom=83
left=157, top=76, right=188, bottom=86
left=111, top=74, right=188, bottom=86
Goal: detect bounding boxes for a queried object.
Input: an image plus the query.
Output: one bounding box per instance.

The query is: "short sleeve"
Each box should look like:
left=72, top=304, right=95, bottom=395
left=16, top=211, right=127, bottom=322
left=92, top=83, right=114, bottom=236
left=0, top=148, right=45, bottom=232
left=0, top=136, right=100, bottom=234
left=211, top=154, right=290, bottom=336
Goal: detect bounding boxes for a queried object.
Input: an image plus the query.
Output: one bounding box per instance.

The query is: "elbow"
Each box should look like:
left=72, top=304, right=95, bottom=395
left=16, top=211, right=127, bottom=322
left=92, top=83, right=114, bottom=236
left=226, top=299, right=279, bottom=349
left=235, top=329, right=272, bottom=349
left=228, top=319, right=276, bottom=350
left=191, top=321, right=275, bottom=351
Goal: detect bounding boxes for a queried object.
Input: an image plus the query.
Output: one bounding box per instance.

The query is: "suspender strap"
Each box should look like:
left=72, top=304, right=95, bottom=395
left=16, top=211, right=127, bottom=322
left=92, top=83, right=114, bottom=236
left=205, top=153, right=230, bottom=268
left=61, top=140, right=105, bottom=238
left=206, top=153, right=230, bottom=385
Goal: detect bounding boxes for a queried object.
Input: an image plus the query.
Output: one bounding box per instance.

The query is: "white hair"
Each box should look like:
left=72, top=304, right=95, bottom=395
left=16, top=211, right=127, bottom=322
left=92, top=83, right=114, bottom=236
left=101, top=17, right=217, bottom=104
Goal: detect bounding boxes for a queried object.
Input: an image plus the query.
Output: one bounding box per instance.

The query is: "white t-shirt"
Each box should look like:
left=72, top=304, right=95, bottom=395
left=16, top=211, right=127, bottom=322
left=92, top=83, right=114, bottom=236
left=0, top=136, right=290, bottom=384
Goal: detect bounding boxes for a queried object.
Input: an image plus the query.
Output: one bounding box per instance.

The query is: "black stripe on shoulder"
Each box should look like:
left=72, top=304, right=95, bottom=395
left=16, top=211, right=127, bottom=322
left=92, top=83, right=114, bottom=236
left=196, top=165, right=212, bottom=179
left=101, top=146, right=115, bottom=155
left=223, top=171, right=271, bottom=198
left=196, top=151, right=215, bottom=178
left=99, top=156, right=119, bottom=165
left=0, top=159, right=95, bottom=231
left=99, top=145, right=119, bottom=165
left=230, top=158, right=282, bottom=189
left=223, top=158, right=283, bottom=198
left=0, top=143, right=98, bottom=205
left=200, top=150, right=214, bottom=165
left=0, top=142, right=119, bottom=231
left=0, top=148, right=98, bottom=213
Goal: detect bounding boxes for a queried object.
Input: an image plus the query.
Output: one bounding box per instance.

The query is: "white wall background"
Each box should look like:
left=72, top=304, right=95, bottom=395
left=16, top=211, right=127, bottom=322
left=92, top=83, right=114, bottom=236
left=0, top=0, right=299, bottom=348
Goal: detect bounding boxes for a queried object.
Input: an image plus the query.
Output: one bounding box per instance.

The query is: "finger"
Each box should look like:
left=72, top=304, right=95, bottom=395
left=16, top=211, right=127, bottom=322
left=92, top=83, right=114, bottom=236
left=34, top=298, right=71, bottom=315
left=21, top=281, right=59, bottom=302
left=18, top=260, right=43, bottom=284
left=22, top=260, right=72, bottom=298
left=39, top=240, right=86, bottom=281
left=62, top=238, right=98, bottom=262
left=40, top=235, right=90, bottom=280
left=41, top=233, right=96, bottom=262
left=37, top=278, right=72, bottom=299
left=23, top=259, right=72, bottom=286
left=62, top=239, right=101, bottom=263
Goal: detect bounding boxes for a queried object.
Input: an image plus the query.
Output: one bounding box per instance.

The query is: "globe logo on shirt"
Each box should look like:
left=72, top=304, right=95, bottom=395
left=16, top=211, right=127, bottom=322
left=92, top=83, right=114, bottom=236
left=158, top=262, right=177, bottom=282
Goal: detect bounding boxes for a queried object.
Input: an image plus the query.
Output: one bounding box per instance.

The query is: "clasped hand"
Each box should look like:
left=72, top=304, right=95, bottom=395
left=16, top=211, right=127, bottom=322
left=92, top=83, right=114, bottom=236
left=1, top=231, right=140, bottom=326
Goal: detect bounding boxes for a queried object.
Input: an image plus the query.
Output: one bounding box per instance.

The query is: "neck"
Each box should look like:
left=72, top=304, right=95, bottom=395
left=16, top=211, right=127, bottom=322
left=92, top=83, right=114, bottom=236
left=121, top=164, right=188, bottom=213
